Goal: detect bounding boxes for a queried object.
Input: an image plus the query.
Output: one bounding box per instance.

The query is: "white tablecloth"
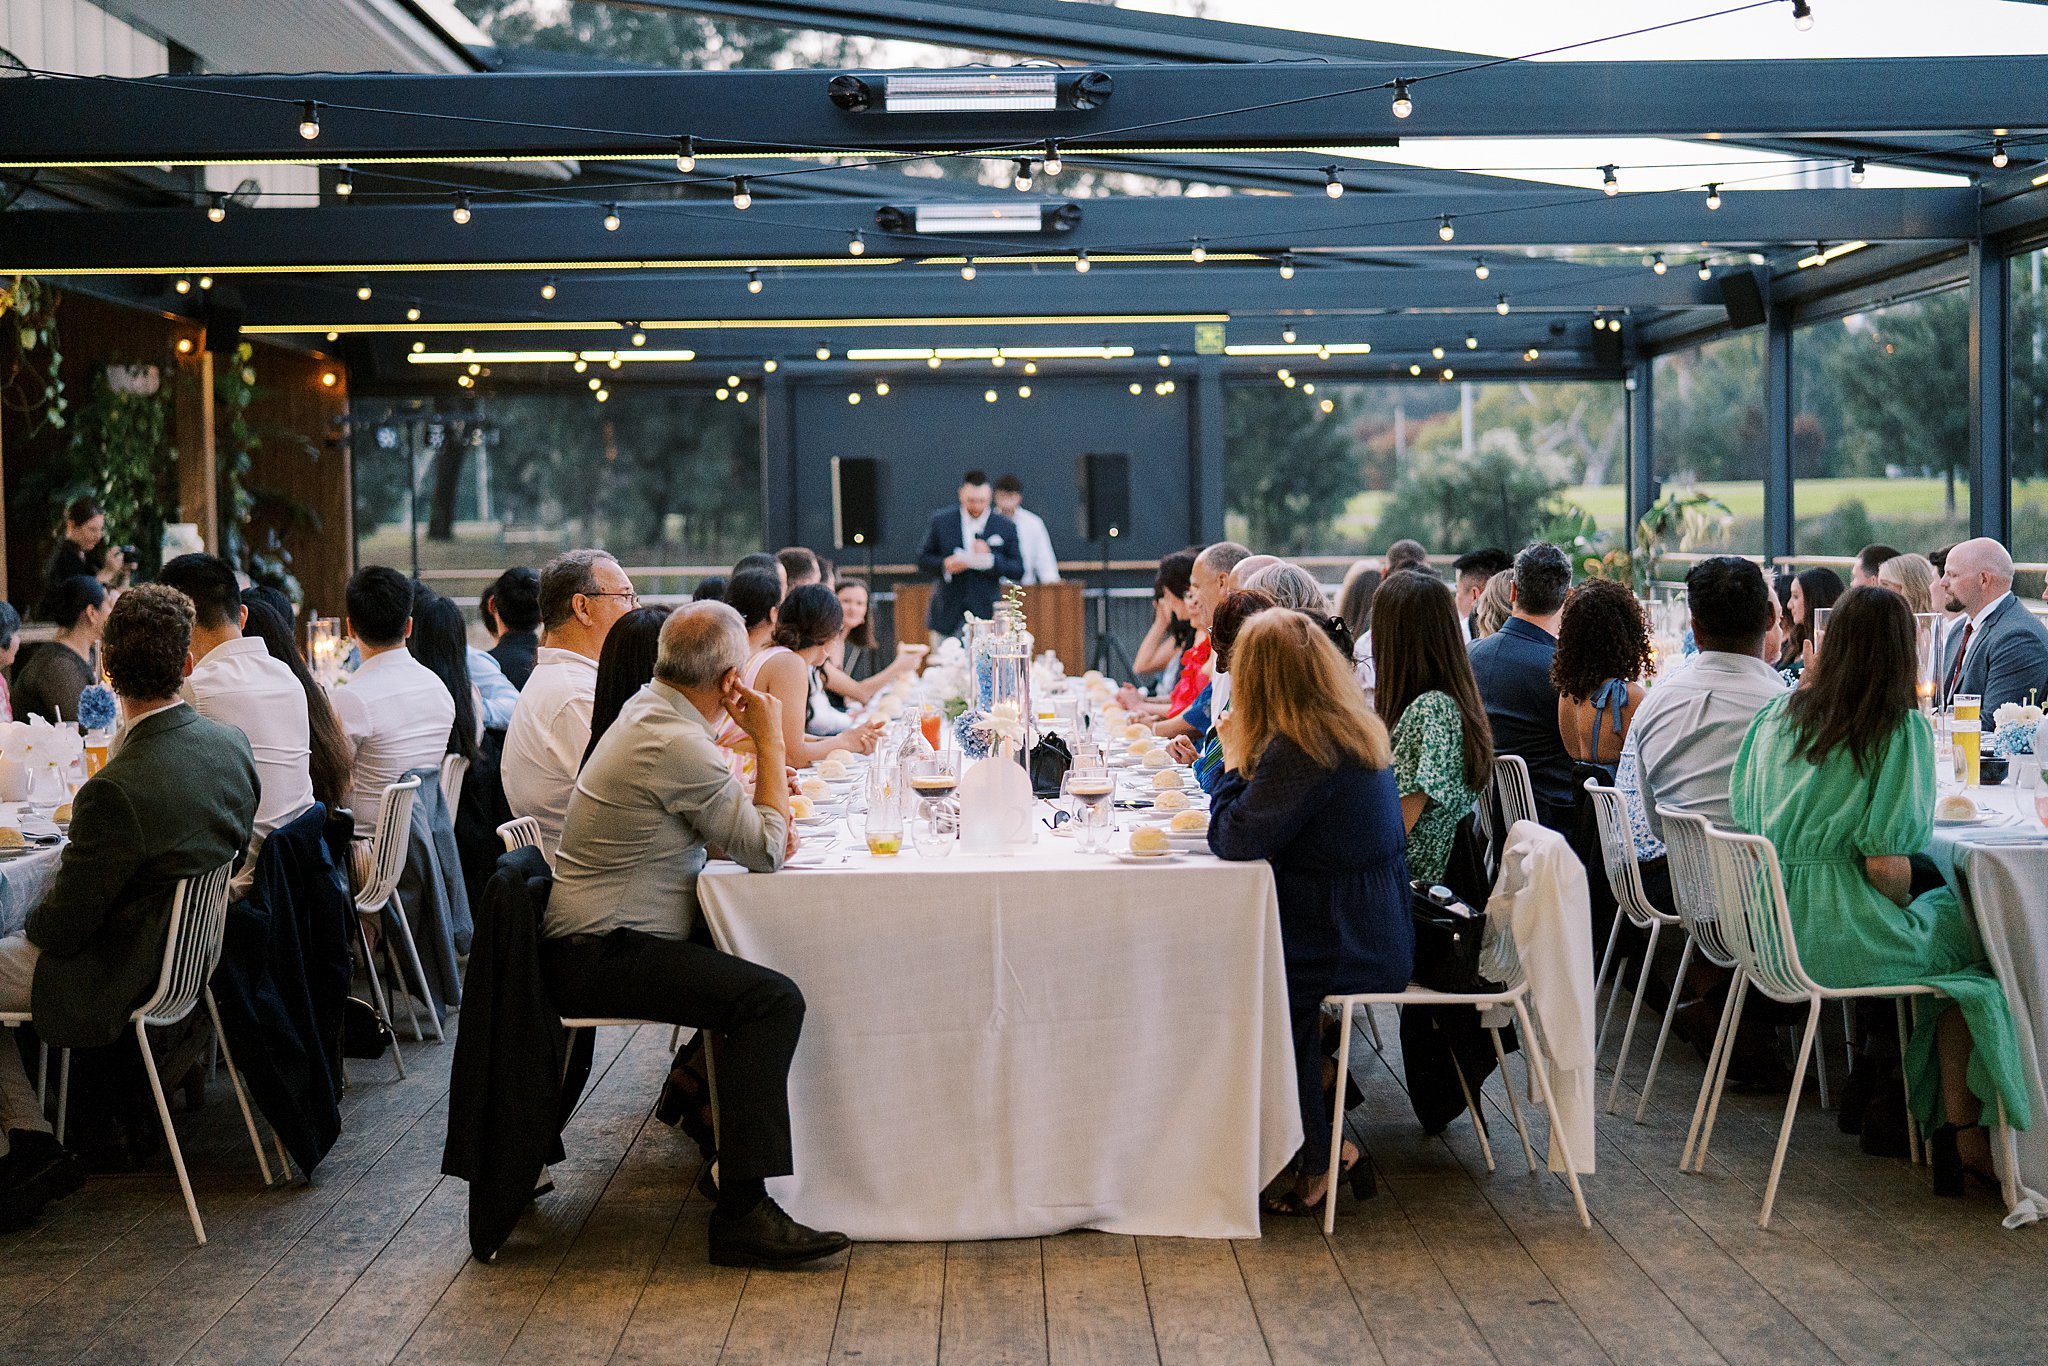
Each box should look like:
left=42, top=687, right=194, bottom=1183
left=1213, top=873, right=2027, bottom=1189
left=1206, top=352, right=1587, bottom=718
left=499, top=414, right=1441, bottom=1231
left=697, top=839, right=1301, bottom=1241
left=0, top=846, right=64, bottom=938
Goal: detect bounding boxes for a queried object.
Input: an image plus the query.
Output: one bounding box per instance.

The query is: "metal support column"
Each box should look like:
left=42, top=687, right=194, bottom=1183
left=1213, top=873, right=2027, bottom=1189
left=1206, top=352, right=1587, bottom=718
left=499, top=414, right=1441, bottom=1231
left=1191, top=355, right=1227, bottom=544
left=1626, top=360, right=1656, bottom=546
left=758, top=371, right=797, bottom=548
left=1764, top=304, right=1795, bottom=564
left=1969, top=239, right=2011, bottom=543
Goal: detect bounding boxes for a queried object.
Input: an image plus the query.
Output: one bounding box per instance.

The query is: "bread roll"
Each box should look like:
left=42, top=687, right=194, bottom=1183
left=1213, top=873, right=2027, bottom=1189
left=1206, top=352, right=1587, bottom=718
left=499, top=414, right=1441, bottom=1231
left=790, top=795, right=816, bottom=821
left=1152, top=788, right=1189, bottom=811
left=818, top=759, right=850, bottom=782
left=1151, top=769, right=1184, bottom=790
left=1936, top=794, right=1977, bottom=822
left=1142, top=749, right=1173, bottom=769
left=1170, top=810, right=1210, bottom=834
left=1129, top=825, right=1171, bottom=854
left=799, top=777, right=831, bottom=800
left=0, top=828, right=24, bottom=849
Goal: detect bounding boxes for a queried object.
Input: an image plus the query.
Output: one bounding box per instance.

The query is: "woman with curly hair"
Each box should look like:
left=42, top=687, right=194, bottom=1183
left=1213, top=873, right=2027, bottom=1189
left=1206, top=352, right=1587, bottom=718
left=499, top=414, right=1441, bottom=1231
left=1552, top=578, right=1656, bottom=768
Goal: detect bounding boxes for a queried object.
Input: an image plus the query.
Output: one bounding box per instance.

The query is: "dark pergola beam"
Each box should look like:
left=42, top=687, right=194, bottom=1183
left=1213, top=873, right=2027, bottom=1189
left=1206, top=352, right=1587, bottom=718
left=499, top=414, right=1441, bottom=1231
left=3, top=59, right=2044, bottom=166
left=0, top=191, right=1973, bottom=275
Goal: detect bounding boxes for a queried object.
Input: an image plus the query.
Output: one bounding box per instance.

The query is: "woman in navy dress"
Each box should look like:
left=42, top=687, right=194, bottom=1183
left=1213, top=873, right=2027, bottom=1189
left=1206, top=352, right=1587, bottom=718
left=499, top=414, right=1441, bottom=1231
left=1209, top=609, right=1413, bottom=1217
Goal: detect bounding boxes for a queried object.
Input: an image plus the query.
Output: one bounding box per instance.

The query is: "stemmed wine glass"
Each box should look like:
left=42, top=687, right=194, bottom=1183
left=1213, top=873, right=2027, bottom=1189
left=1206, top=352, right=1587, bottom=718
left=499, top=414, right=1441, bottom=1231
left=909, top=753, right=960, bottom=857
left=1062, top=766, right=1116, bottom=853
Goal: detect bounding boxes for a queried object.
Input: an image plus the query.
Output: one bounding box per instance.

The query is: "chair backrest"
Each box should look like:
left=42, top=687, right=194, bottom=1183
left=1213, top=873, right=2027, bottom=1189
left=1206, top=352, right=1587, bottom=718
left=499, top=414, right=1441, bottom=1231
left=1702, top=825, right=1817, bottom=1004
left=132, top=861, right=236, bottom=1028
left=1654, top=806, right=1738, bottom=969
left=497, top=815, right=544, bottom=854
left=1474, top=754, right=1537, bottom=877
left=357, top=775, right=422, bottom=912
left=439, top=753, right=470, bottom=813
left=1582, top=779, right=1665, bottom=930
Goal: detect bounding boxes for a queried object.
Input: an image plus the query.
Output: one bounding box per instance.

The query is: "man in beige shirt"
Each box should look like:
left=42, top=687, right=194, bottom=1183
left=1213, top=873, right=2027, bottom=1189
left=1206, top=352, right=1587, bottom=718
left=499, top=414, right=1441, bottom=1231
left=541, top=601, right=845, bottom=1270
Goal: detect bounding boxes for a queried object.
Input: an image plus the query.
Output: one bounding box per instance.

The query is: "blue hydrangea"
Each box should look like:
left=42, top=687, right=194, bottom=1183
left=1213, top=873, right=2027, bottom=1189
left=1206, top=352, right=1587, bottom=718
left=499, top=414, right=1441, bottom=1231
left=76, top=685, right=117, bottom=732
left=1991, top=720, right=2037, bottom=758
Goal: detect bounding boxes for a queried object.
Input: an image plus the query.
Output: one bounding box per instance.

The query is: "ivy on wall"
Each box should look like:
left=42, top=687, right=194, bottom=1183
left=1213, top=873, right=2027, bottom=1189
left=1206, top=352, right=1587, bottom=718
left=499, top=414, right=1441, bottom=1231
left=216, top=341, right=259, bottom=567
left=62, top=369, right=179, bottom=578
left=0, top=274, right=67, bottom=437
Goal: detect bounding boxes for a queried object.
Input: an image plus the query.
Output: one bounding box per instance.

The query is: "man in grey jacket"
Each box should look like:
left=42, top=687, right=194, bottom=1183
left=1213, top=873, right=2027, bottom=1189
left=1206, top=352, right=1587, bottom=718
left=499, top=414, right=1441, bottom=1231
left=1938, top=538, right=2048, bottom=723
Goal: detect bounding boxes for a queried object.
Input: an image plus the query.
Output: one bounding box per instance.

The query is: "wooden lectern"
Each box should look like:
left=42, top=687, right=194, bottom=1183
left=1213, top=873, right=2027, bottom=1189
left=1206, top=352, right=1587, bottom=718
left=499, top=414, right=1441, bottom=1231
left=891, top=579, right=1087, bottom=671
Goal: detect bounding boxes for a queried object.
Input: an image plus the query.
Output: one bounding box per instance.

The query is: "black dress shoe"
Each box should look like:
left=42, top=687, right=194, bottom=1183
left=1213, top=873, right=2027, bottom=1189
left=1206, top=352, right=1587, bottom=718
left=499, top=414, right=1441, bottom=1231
left=707, top=1196, right=850, bottom=1269
left=0, top=1130, right=86, bottom=1227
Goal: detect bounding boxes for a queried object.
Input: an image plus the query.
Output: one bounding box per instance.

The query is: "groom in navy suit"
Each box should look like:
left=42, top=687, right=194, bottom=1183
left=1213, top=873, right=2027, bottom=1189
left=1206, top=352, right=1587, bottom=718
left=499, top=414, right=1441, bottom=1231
left=916, top=469, right=1025, bottom=638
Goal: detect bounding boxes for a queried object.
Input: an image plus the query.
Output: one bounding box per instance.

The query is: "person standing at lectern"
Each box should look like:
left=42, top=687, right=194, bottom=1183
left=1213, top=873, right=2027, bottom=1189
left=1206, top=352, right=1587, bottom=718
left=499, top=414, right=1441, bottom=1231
left=995, top=473, right=1061, bottom=585
left=917, top=469, right=1025, bottom=639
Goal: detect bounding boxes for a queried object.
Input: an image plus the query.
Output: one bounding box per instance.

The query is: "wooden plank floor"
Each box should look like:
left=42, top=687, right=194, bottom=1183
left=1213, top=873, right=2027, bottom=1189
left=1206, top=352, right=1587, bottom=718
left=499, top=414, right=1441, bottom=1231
left=1, top=999, right=2038, bottom=1366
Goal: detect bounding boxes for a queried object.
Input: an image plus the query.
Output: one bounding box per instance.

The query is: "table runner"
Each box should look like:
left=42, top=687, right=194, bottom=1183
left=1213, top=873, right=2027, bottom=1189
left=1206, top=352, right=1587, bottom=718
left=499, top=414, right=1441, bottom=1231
left=699, top=842, right=1301, bottom=1240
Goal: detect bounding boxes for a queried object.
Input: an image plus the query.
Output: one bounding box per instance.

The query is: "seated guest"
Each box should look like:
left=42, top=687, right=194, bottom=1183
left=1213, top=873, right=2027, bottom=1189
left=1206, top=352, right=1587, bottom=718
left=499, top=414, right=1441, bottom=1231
left=158, top=554, right=316, bottom=881
left=15, top=576, right=106, bottom=724
left=1372, top=570, right=1491, bottom=886
left=1167, top=588, right=1274, bottom=790
left=732, top=551, right=785, bottom=595
left=0, top=602, right=20, bottom=722
left=545, top=601, right=847, bottom=1267
left=1209, top=610, right=1411, bottom=1218
left=822, top=578, right=925, bottom=710
left=484, top=567, right=541, bottom=689
left=776, top=547, right=823, bottom=590
left=1773, top=567, right=1842, bottom=681
left=1453, top=548, right=1513, bottom=641
left=1384, top=538, right=1429, bottom=576
left=692, top=576, right=728, bottom=602
left=1732, top=587, right=2032, bottom=1191
left=1930, top=545, right=1964, bottom=623
left=581, top=605, right=672, bottom=768
left=1877, top=552, right=1937, bottom=616
left=1471, top=568, right=1514, bottom=640
left=331, top=567, right=456, bottom=837
left=503, top=550, right=635, bottom=858
left=468, top=642, right=519, bottom=732
left=722, top=584, right=880, bottom=767
left=1936, top=537, right=2048, bottom=721
left=1337, top=562, right=1381, bottom=694
left=240, top=593, right=353, bottom=818
left=1133, top=548, right=1200, bottom=684
left=1851, top=542, right=1902, bottom=589
left=1242, top=562, right=1328, bottom=615
left=1467, top=543, right=1575, bottom=830
left=1552, top=579, right=1655, bottom=769
left=0, top=585, right=258, bottom=1228
left=1129, top=541, right=1250, bottom=730
left=409, top=586, right=484, bottom=762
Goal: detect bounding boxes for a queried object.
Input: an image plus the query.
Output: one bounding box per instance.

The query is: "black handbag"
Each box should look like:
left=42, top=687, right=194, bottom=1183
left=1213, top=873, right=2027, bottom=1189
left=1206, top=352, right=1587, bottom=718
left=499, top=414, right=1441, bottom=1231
left=341, top=996, right=394, bottom=1060
left=1028, top=731, right=1073, bottom=799
left=1409, top=881, right=1498, bottom=994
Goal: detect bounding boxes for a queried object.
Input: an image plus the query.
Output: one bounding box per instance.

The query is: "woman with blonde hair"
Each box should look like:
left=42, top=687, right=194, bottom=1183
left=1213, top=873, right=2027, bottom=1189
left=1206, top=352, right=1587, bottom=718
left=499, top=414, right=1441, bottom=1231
left=1471, top=567, right=1515, bottom=640
left=1876, top=551, right=1937, bottom=616
left=1209, top=610, right=1412, bottom=1219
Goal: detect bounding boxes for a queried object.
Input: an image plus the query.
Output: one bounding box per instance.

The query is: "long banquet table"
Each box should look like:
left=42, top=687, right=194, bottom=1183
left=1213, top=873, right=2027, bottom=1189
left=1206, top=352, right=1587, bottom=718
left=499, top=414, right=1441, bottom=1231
left=697, top=836, right=1303, bottom=1241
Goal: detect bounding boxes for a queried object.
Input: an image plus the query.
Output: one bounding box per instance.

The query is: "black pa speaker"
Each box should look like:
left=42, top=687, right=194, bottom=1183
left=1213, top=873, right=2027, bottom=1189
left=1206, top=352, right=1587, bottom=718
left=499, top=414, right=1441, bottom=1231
left=831, top=456, right=882, bottom=549
left=203, top=300, right=244, bottom=356
left=1719, top=267, right=1769, bottom=331
left=1077, top=452, right=1131, bottom=542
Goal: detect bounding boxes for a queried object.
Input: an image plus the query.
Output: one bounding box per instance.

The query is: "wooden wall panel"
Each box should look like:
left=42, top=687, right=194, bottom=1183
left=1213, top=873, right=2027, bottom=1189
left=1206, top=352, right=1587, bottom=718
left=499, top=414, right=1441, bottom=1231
left=240, top=340, right=352, bottom=620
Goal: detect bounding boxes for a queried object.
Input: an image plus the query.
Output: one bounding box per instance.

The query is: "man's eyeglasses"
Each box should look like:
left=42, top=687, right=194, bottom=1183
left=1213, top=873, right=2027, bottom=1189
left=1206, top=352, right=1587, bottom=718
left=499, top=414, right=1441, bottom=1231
left=585, top=589, right=640, bottom=607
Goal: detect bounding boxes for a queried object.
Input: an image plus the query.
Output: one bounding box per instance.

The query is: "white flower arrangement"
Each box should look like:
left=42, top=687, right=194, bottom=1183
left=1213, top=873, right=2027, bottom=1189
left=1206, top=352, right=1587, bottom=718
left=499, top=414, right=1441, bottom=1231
left=972, top=700, right=1027, bottom=754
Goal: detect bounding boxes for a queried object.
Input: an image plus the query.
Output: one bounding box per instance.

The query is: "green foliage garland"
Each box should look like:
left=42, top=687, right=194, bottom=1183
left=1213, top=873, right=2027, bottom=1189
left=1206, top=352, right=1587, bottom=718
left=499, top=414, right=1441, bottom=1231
left=64, top=370, right=178, bottom=577
left=0, top=274, right=68, bottom=437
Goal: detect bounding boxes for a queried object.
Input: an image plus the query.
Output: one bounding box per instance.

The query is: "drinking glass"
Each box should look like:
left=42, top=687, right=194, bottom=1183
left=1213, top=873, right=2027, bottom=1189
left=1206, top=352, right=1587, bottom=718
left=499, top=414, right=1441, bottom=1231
left=1812, top=606, right=1831, bottom=658
left=849, top=758, right=907, bottom=855
left=2014, top=758, right=2048, bottom=827
left=908, top=754, right=960, bottom=858
left=1063, top=767, right=1116, bottom=853
left=1952, top=694, right=1982, bottom=787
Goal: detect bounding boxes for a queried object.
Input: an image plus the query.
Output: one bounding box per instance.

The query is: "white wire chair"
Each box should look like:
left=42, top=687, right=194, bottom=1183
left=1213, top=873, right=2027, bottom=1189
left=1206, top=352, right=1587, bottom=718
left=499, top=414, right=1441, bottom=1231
left=1657, top=807, right=1755, bottom=1156
left=133, top=861, right=287, bottom=1245
left=1583, top=780, right=1683, bottom=1116
left=1474, top=755, right=1538, bottom=881
left=497, top=816, right=544, bottom=855
left=1689, top=824, right=2002, bottom=1227
left=353, top=776, right=441, bottom=1079
left=439, top=753, right=470, bottom=813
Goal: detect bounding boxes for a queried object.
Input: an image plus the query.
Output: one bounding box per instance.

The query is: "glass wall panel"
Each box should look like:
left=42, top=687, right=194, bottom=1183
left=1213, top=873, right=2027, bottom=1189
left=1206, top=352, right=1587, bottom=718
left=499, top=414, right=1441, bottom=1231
left=2012, top=246, right=2048, bottom=567
left=1650, top=331, right=1766, bottom=554
left=1791, top=288, right=1970, bottom=560
left=351, top=389, right=762, bottom=604
left=1223, top=378, right=1624, bottom=559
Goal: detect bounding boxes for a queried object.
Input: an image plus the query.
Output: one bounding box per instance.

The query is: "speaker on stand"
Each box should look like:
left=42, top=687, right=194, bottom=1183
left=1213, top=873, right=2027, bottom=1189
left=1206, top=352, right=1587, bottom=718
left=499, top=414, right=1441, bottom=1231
left=1077, top=452, right=1135, bottom=680
left=832, top=455, right=883, bottom=588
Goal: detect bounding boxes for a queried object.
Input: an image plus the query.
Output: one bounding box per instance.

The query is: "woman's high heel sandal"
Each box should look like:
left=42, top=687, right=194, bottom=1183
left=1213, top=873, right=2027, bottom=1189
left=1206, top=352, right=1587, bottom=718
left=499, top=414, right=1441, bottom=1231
left=1930, top=1123, right=1996, bottom=1198
left=1264, top=1152, right=1376, bottom=1218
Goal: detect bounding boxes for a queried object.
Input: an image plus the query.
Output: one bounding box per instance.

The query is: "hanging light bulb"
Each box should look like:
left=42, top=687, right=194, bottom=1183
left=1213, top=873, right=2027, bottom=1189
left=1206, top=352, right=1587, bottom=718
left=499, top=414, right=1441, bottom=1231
left=1850, top=156, right=1867, bottom=186
left=984, top=389, right=999, bottom=403
left=458, top=374, right=474, bottom=389
left=467, top=363, right=482, bottom=377
left=607, top=356, right=622, bottom=369
left=541, top=277, right=557, bottom=300
left=1525, top=348, right=1540, bottom=362
left=1323, top=166, right=1344, bottom=199
left=297, top=100, right=321, bottom=141
left=1792, top=0, right=1814, bottom=30
left=1013, top=159, right=1035, bottom=192
left=1593, top=315, right=1607, bottom=331
left=1190, top=238, right=1207, bottom=263
left=726, top=375, right=741, bottom=387
left=573, top=359, right=587, bottom=373
left=992, top=354, right=1006, bottom=367
left=1441, top=368, right=1454, bottom=381
left=763, top=359, right=778, bottom=373
left=334, top=164, right=353, bottom=198
left=412, top=341, right=427, bottom=354
left=199, top=275, right=213, bottom=290
left=207, top=193, right=228, bottom=223
left=1156, top=354, right=1172, bottom=368
left=735, top=389, right=750, bottom=403
left=632, top=330, right=647, bottom=347
left=1474, top=257, right=1489, bottom=280
left=1698, top=260, right=1714, bottom=281
left=1390, top=78, right=1413, bottom=119
left=1496, top=294, right=1511, bottom=315
left=1277, top=368, right=1291, bottom=380
left=1319, top=398, right=1335, bottom=414
left=1317, top=344, right=1332, bottom=360
left=596, top=389, right=612, bottom=402
left=747, top=269, right=763, bottom=294
left=451, top=191, right=472, bottom=225
left=589, top=377, right=603, bottom=391
left=675, top=135, right=697, bottom=173
left=1437, top=214, right=1455, bottom=242
left=1600, top=164, right=1620, bottom=197
left=174, top=278, right=191, bottom=295
left=1129, top=382, right=1143, bottom=395
left=960, top=257, right=977, bottom=281
left=1074, top=250, right=1091, bottom=274
left=323, top=329, right=335, bottom=341
left=406, top=306, right=422, bottom=322
left=1992, top=139, right=2011, bottom=169
left=876, top=380, right=890, bottom=396
left=356, top=280, right=373, bottom=301
left=1409, top=363, right=1423, bottom=376
left=1705, top=182, right=1723, bottom=210
left=816, top=345, right=832, bottom=360
left=1651, top=253, right=1668, bottom=275
left=1282, top=327, right=1297, bottom=344
left=1431, top=345, right=1446, bottom=360
left=848, top=228, right=866, bottom=256
left=1018, top=385, right=1032, bottom=399
left=602, top=203, right=621, bottom=232
left=1023, top=361, right=1037, bottom=375
left=1279, top=251, right=1296, bottom=280
left=846, top=391, right=860, bottom=405
left=1465, top=334, right=1479, bottom=350
left=928, top=355, right=943, bottom=369
left=1043, top=139, right=1063, bottom=176
left=731, top=177, right=752, bottom=210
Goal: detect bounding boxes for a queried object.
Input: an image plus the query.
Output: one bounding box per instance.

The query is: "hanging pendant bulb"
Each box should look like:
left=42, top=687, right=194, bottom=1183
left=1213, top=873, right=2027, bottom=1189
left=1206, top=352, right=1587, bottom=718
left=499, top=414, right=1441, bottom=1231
left=848, top=228, right=866, bottom=256
left=746, top=269, right=763, bottom=294
left=1282, top=327, right=1297, bottom=344
left=334, top=164, right=353, bottom=198
left=1043, top=139, right=1063, bottom=176
left=675, top=135, right=697, bottom=173
left=1323, top=166, right=1344, bottom=199
left=1409, top=363, right=1423, bottom=376
left=1390, top=78, right=1413, bottom=119
left=602, top=203, right=621, bottom=232
left=174, top=277, right=191, bottom=295
left=1190, top=239, right=1207, bottom=263
left=1792, top=0, right=1815, bottom=30
left=1074, top=250, right=1091, bottom=274
left=1013, top=159, right=1035, bottom=192
left=1697, top=260, right=1714, bottom=281
left=1992, top=139, right=2011, bottom=169
left=1651, top=253, right=1667, bottom=275
left=199, top=275, right=213, bottom=290
left=1437, top=214, right=1455, bottom=242
left=1705, top=182, right=1723, bottom=210
left=1431, top=345, right=1445, bottom=361
left=1465, top=335, right=1478, bottom=350
left=207, top=193, right=228, bottom=223
left=1496, top=295, right=1511, bottom=315
left=541, top=277, right=558, bottom=300
left=960, top=258, right=977, bottom=281
left=297, top=100, right=321, bottom=141
left=356, top=280, right=374, bottom=301
left=731, top=177, right=752, bottom=210
left=1850, top=156, right=1867, bottom=185
left=406, top=306, right=422, bottom=322
left=1279, top=251, right=1296, bottom=280
left=451, top=191, right=472, bottom=225
left=1474, top=257, right=1489, bottom=280
left=1600, top=164, right=1620, bottom=197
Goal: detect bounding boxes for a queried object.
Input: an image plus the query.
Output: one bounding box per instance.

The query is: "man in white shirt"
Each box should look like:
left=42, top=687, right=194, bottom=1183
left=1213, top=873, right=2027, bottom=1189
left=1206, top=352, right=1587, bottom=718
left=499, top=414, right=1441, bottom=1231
left=158, top=554, right=316, bottom=882
left=994, top=474, right=1060, bottom=585
left=330, top=567, right=456, bottom=837
left=502, top=549, right=637, bottom=858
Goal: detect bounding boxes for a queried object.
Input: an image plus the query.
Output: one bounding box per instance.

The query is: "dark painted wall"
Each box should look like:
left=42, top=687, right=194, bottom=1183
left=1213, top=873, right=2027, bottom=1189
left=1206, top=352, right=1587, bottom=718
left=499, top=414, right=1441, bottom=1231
left=774, top=376, right=1202, bottom=568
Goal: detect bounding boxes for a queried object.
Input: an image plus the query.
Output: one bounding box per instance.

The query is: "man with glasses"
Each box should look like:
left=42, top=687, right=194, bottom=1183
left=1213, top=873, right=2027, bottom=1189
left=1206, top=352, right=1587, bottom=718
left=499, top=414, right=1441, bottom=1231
left=504, top=549, right=638, bottom=858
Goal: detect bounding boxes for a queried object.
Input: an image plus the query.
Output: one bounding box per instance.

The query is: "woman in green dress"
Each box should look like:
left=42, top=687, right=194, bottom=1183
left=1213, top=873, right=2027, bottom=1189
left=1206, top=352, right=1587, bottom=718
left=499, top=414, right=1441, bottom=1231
left=1373, top=570, right=1492, bottom=887
left=1731, top=586, right=2030, bottom=1192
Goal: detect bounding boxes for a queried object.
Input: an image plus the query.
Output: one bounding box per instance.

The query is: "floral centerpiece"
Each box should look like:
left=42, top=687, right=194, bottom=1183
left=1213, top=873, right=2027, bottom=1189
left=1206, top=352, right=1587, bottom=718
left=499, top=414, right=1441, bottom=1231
left=1991, top=701, right=2042, bottom=758
left=76, top=684, right=117, bottom=733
